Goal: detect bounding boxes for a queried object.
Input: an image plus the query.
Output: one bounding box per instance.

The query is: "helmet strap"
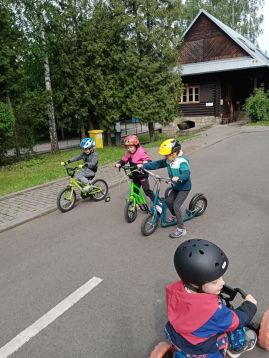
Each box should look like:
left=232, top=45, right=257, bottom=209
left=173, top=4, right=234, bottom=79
left=184, top=282, right=203, bottom=293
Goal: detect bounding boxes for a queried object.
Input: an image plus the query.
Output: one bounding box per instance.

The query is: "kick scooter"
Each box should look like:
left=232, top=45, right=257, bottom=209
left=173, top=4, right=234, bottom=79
left=141, top=169, right=207, bottom=236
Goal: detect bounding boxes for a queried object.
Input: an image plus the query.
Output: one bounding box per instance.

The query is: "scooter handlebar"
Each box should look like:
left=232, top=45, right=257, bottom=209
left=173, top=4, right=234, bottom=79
left=142, top=168, right=171, bottom=182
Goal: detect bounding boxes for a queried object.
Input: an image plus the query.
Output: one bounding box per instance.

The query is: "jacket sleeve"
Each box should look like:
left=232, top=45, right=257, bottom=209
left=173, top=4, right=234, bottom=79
left=234, top=301, right=257, bottom=328
left=194, top=304, right=239, bottom=338
left=85, top=151, right=98, bottom=169
left=178, top=161, right=191, bottom=183
left=69, top=154, right=83, bottom=163
left=143, top=159, right=167, bottom=170
left=119, top=152, right=130, bottom=165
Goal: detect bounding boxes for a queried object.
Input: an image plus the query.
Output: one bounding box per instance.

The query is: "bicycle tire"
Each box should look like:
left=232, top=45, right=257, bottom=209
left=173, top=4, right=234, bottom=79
left=57, top=187, right=77, bottom=212
left=91, top=179, right=108, bottom=201
left=124, top=199, right=137, bottom=223
left=141, top=212, right=160, bottom=236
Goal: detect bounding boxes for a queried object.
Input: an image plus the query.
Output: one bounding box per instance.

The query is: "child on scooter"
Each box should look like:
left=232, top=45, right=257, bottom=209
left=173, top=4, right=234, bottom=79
left=139, top=138, right=191, bottom=238
left=66, top=137, right=98, bottom=192
left=165, top=238, right=257, bottom=357
left=115, top=135, right=155, bottom=202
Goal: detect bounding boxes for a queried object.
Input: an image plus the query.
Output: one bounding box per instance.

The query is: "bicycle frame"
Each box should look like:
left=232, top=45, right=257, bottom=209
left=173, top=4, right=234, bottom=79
left=129, top=181, right=148, bottom=208
left=63, top=165, right=102, bottom=197
left=123, top=166, right=149, bottom=211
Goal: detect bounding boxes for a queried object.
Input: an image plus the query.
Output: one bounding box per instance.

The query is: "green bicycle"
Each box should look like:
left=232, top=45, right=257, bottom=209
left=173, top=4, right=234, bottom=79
left=57, top=162, right=109, bottom=212
left=121, top=165, right=150, bottom=223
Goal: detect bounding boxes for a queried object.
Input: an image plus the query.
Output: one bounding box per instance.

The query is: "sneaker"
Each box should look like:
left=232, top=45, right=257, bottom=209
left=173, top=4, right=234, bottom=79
left=156, top=204, right=162, bottom=214
left=169, top=227, right=187, bottom=239
left=167, top=215, right=176, bottom=223
left=82, top=184, right=92, bottom=193
left=227, top=329, right=257, bottom=358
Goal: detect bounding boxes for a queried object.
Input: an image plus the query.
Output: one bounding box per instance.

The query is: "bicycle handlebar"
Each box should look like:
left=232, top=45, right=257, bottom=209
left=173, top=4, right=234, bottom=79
left=142, top=168, right=172, bottom=183
left=220, top=285, right=247, bottom=306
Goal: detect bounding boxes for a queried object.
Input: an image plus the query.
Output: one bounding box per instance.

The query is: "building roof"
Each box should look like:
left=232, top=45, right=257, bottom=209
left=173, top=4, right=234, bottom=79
left=180, top=9, right=269, bottom=76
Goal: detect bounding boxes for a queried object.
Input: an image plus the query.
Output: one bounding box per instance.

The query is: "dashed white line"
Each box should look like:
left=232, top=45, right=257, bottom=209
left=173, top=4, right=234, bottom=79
left=0, top=276, right=103, bottom=357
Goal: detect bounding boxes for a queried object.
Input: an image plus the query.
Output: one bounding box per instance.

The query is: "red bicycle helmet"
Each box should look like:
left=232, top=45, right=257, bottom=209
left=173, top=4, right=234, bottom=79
left=124, top=135, right=139, bottom=146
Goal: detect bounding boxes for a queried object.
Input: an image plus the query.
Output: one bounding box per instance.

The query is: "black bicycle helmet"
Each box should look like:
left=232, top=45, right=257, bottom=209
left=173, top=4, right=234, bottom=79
left=174, top=239, right=229, bottom=286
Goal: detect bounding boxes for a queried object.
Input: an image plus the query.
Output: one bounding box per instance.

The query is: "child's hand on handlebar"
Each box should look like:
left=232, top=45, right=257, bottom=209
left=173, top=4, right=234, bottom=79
left=115, top=163, right=121, bottom=168
left=137, top=164, right=143, bottom=169
left=244, top=294, right=257, bottom=305
left=172, top=176, right=180, bottom=183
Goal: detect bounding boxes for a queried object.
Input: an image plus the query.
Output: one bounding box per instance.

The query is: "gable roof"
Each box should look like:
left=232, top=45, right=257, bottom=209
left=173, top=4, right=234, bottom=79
left=180, top=9, right=269, bottom=76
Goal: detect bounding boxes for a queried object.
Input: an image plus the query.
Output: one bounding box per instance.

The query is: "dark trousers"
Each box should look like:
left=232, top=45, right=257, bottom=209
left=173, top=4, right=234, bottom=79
left=133, top=177, right=155, bottom=202
left=166, top=190, right=190, bottom=229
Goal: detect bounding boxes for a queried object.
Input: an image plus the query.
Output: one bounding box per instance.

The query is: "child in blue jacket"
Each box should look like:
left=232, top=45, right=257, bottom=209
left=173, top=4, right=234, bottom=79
left=140, top=138, right=191, bottom=238
left=165, top=239, right=257, bottom=357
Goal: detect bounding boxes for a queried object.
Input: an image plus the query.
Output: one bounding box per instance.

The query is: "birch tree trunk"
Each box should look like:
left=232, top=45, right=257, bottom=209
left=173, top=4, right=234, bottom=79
left=39, top=3, right=59, bottom=152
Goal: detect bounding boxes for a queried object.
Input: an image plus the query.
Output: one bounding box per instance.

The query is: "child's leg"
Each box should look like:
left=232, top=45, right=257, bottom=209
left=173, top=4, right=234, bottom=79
left=132, top=177, right=142, bottom=195
left=140, top=178, right=155, bottom=202
left=75, top=170, right=89, bottom=185
left=172, top=191, right=190, bottom=229
left=227, top=327, right=257, bottom=357
left=165, top=189, right=177, bottom=215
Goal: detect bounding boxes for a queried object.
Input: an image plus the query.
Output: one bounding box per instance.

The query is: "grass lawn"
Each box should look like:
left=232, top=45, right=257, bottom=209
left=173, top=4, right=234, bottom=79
left=0, top=133, right=192, bottom=197
left=246, top=120, right=269, bottom=126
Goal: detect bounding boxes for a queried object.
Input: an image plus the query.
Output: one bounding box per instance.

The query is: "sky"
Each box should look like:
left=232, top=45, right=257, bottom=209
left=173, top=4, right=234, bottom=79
left=257, top=0, right=269, bottom=55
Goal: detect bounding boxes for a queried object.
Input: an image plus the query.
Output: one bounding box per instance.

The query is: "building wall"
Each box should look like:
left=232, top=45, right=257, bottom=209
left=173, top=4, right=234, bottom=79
left=180, top=14, right=249, bottom=64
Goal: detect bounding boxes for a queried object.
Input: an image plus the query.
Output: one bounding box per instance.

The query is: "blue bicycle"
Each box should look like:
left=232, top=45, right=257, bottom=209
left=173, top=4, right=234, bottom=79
left=141, top=169, right=207, bottom=236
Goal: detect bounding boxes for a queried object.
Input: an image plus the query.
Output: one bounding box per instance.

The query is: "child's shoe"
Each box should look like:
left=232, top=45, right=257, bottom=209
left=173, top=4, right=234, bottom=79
left=169, top=227, right=187, bottom=239
left=227, top=329, right=257, bottom=358
left=167, top=215, right=176, bottom=223
left=82, top=184, right=92, bottom=193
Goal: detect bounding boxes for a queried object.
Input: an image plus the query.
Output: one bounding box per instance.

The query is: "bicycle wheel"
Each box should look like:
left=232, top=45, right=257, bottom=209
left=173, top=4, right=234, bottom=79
left=124, top=199, right=137, bottom=223
left=188, top=193, right=207, bottom=217
left=141, top=212, right=160, bottom=236
left=91, top=179, right=108, bottom=201
left=57, top=187, right=77, bottom=212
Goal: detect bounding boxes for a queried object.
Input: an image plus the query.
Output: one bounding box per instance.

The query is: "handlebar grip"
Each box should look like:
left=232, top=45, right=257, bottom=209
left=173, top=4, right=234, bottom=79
left=235, top=288, right=247, bottom=299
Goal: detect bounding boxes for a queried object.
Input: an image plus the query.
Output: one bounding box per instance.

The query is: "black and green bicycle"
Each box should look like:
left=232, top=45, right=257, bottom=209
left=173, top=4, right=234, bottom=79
left=121, top=165, right=150, bottom=223
left=57, top=162, right=109, bottom=212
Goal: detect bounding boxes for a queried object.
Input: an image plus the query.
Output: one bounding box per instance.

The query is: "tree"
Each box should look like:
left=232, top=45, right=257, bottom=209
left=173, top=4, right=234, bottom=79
left=122, top=0, right=183, bottom=139
left=7, top=0, right=59, bottom=152
left=0, top=101, right=15, bottom=164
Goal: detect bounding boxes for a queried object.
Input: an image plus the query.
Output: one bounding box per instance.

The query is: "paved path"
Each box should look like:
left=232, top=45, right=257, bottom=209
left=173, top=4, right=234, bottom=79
left=1, top=122, right=267, bottom=233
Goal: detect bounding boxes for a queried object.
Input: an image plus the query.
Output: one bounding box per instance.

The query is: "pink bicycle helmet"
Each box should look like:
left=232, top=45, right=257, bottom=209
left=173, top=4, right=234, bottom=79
left=124, top=135, right=139, bottom=146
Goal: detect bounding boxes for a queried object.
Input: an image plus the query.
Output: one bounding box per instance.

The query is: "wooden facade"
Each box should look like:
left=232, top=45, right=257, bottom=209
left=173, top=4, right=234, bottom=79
left=178, top=11, right=269, bottom=126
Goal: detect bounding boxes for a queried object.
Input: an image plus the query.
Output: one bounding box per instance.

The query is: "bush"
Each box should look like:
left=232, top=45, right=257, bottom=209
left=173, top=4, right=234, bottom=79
left=244, top=89, right=269, bottom=122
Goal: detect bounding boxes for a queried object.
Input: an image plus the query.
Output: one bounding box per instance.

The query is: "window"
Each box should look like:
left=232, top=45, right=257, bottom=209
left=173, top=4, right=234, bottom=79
left=180, top=86, right=200, bottom=103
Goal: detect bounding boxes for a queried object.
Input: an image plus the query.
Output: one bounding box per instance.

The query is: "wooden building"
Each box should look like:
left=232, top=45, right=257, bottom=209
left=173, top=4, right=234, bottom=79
left=177, top=10, right=269, bottom=128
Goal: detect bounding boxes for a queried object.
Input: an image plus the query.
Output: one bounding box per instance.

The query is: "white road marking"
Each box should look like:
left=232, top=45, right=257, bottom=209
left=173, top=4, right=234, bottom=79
left=0, top=276, right=103, bottom=357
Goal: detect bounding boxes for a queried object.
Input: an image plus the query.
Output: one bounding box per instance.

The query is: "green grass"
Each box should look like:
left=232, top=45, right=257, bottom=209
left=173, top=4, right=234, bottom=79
left=0, top=133, right=193, bottom=197
left=246, top=120, right=269, bottom=126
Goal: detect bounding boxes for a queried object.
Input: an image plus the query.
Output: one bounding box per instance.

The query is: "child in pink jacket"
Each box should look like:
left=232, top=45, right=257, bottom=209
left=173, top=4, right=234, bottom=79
left=115, top=135, right=155, bottom=202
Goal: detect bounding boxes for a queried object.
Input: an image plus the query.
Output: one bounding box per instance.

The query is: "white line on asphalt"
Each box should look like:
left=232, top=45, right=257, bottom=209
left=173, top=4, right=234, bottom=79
left=0, top=276, right=103, bottom=358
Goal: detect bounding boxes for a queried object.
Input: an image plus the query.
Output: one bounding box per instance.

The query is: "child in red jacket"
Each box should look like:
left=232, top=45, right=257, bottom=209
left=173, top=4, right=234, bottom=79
left=165, top=239, right=257, bottom=357
left=115, top=135, right=154, bottom=202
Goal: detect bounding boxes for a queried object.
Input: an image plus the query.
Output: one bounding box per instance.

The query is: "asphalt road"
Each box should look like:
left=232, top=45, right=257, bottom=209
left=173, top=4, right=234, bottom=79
left=0, top=130, right=268, bottom=358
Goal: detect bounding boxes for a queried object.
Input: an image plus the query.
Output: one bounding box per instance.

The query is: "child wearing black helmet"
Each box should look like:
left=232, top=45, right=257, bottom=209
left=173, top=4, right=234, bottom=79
left=165, top=239, right=257, bottom=357
left=139, top=138, right=191, bottom=238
